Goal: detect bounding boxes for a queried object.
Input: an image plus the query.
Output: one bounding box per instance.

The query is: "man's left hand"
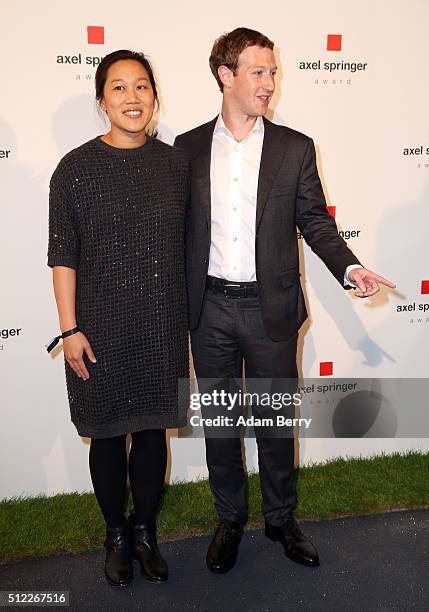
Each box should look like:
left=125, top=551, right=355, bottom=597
left=348, top=268, right=396, bottom=298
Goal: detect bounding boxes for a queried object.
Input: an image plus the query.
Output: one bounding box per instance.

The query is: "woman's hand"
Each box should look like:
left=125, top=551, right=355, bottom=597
left=63, top=332, right=97, bottom=380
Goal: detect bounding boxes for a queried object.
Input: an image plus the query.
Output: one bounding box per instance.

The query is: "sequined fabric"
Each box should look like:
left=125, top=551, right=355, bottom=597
left=48, top=136, right=189, bottom=438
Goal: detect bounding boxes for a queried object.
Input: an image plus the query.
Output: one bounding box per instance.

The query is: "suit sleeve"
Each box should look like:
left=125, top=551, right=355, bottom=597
left=173, top=134, right=192, bottom=258
left=294, top=138, right=362, bottom=288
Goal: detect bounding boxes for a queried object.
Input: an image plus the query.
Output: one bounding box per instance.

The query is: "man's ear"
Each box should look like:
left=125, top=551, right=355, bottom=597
left=217, top=65, right=234, bottom=89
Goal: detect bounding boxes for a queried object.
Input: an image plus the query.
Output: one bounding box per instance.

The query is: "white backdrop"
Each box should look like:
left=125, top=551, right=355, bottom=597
left=1, top=0, right=428, bottom=499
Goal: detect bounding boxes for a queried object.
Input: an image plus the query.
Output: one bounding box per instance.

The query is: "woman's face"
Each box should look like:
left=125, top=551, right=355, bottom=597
left=100, top=59, right=155, bottom=137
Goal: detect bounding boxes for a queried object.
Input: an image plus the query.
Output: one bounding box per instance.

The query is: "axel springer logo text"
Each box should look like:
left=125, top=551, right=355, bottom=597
left=299, top=59, right=367, bottom=73
left=56, top=54, right=103, bottom=68
left=0, top=327, right=22, bottom=352
left=396, top=281, right=429, bottom=325
left=56, top=26, right=104, bottom=79
left=1, top=328, right=21, bottom=339
left=402, top=145, right=429, bottom=170
left=402, top=146, right=429, bottom=156
left=299, top=34, right=368, bottom=86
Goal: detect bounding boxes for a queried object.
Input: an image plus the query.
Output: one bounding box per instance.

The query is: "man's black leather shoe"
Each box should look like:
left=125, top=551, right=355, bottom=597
left=104, top=524, right=134, bottom=587
left=132, top=522, right=168, bottom=583
left=265, top=514, right=320, bottom=567
left=206, top=520, right=243, bottom=574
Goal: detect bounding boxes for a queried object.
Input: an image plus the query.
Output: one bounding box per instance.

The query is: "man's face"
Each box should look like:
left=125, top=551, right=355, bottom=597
left=226, top=45, right=277, bottom=117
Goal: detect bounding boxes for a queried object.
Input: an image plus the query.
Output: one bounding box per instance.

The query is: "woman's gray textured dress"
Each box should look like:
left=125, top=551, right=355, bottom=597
left=48, top=136, right=189, bottom=438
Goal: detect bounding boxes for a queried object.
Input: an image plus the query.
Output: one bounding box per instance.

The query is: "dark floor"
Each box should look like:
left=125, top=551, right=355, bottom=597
left=0, top=510, right=428, bottom=612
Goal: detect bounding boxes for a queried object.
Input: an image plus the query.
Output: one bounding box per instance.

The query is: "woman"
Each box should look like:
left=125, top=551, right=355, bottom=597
left=47, top=50, right=189, bottom=587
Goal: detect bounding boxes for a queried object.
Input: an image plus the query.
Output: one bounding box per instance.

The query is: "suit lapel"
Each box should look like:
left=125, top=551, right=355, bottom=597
left=256, top=117, right=289, bottom=229
left=193, top=117, right=217, bottom=223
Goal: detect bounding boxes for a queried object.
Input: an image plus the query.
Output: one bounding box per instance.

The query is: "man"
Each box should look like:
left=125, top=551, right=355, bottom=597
left=174, top=27, right=395, bottom=572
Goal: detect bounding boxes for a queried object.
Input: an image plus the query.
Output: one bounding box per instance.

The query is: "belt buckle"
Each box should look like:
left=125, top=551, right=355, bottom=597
left=224, top=283, right=241, bottom=298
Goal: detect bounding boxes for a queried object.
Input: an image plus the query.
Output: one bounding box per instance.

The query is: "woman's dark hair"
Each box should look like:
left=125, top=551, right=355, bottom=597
left=95, top=49, right=159, bottom=106
left=209, top=27, right=274, bottom=92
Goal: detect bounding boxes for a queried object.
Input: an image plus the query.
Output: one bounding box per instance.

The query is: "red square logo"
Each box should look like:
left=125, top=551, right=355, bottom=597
left=327, top=34, right=342, bottom=51
left=320, top=361, right=333, bottom=376
left=421, top=280, right=429, bottom=294
left=327, top=205, right=336, bottom=218
left=87, top=26, right=104, bottom=45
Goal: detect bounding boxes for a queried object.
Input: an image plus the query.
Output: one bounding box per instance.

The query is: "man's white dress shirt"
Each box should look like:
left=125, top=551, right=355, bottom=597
left=208, top=114, right=361, bottom=286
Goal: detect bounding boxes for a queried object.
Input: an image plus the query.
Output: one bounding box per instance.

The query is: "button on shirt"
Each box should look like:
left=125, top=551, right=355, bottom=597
left=208, top=114, right=263, bottom=282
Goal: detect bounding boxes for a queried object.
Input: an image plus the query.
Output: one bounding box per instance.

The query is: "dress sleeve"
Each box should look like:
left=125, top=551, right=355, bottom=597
left=47, top=161, right=80, bottom=269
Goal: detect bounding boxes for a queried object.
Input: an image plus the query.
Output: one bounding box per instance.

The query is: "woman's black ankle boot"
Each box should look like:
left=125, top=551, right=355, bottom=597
left=104, top=523, right=134, bottom=587
left=131, top=521, right=168, bottom=583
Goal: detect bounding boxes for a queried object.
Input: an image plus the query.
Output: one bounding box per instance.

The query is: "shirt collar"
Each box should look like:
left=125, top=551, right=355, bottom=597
left=214, top=114, right=264, bottom=141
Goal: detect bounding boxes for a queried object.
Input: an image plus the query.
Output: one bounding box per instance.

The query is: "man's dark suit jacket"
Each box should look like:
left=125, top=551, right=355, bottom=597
left=174, top=116, right=361, bottom=342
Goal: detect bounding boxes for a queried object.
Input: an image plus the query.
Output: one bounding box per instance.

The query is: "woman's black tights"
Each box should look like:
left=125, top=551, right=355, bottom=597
left=89, top=429, right=167, bottom=528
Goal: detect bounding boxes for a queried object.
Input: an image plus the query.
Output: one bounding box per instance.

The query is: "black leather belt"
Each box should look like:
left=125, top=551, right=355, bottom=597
left=206, top=275, right=258, bottom=298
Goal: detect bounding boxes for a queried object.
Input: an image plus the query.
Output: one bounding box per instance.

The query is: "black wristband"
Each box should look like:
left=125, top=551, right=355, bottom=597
left=46, top=327, right=79, bottom=353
